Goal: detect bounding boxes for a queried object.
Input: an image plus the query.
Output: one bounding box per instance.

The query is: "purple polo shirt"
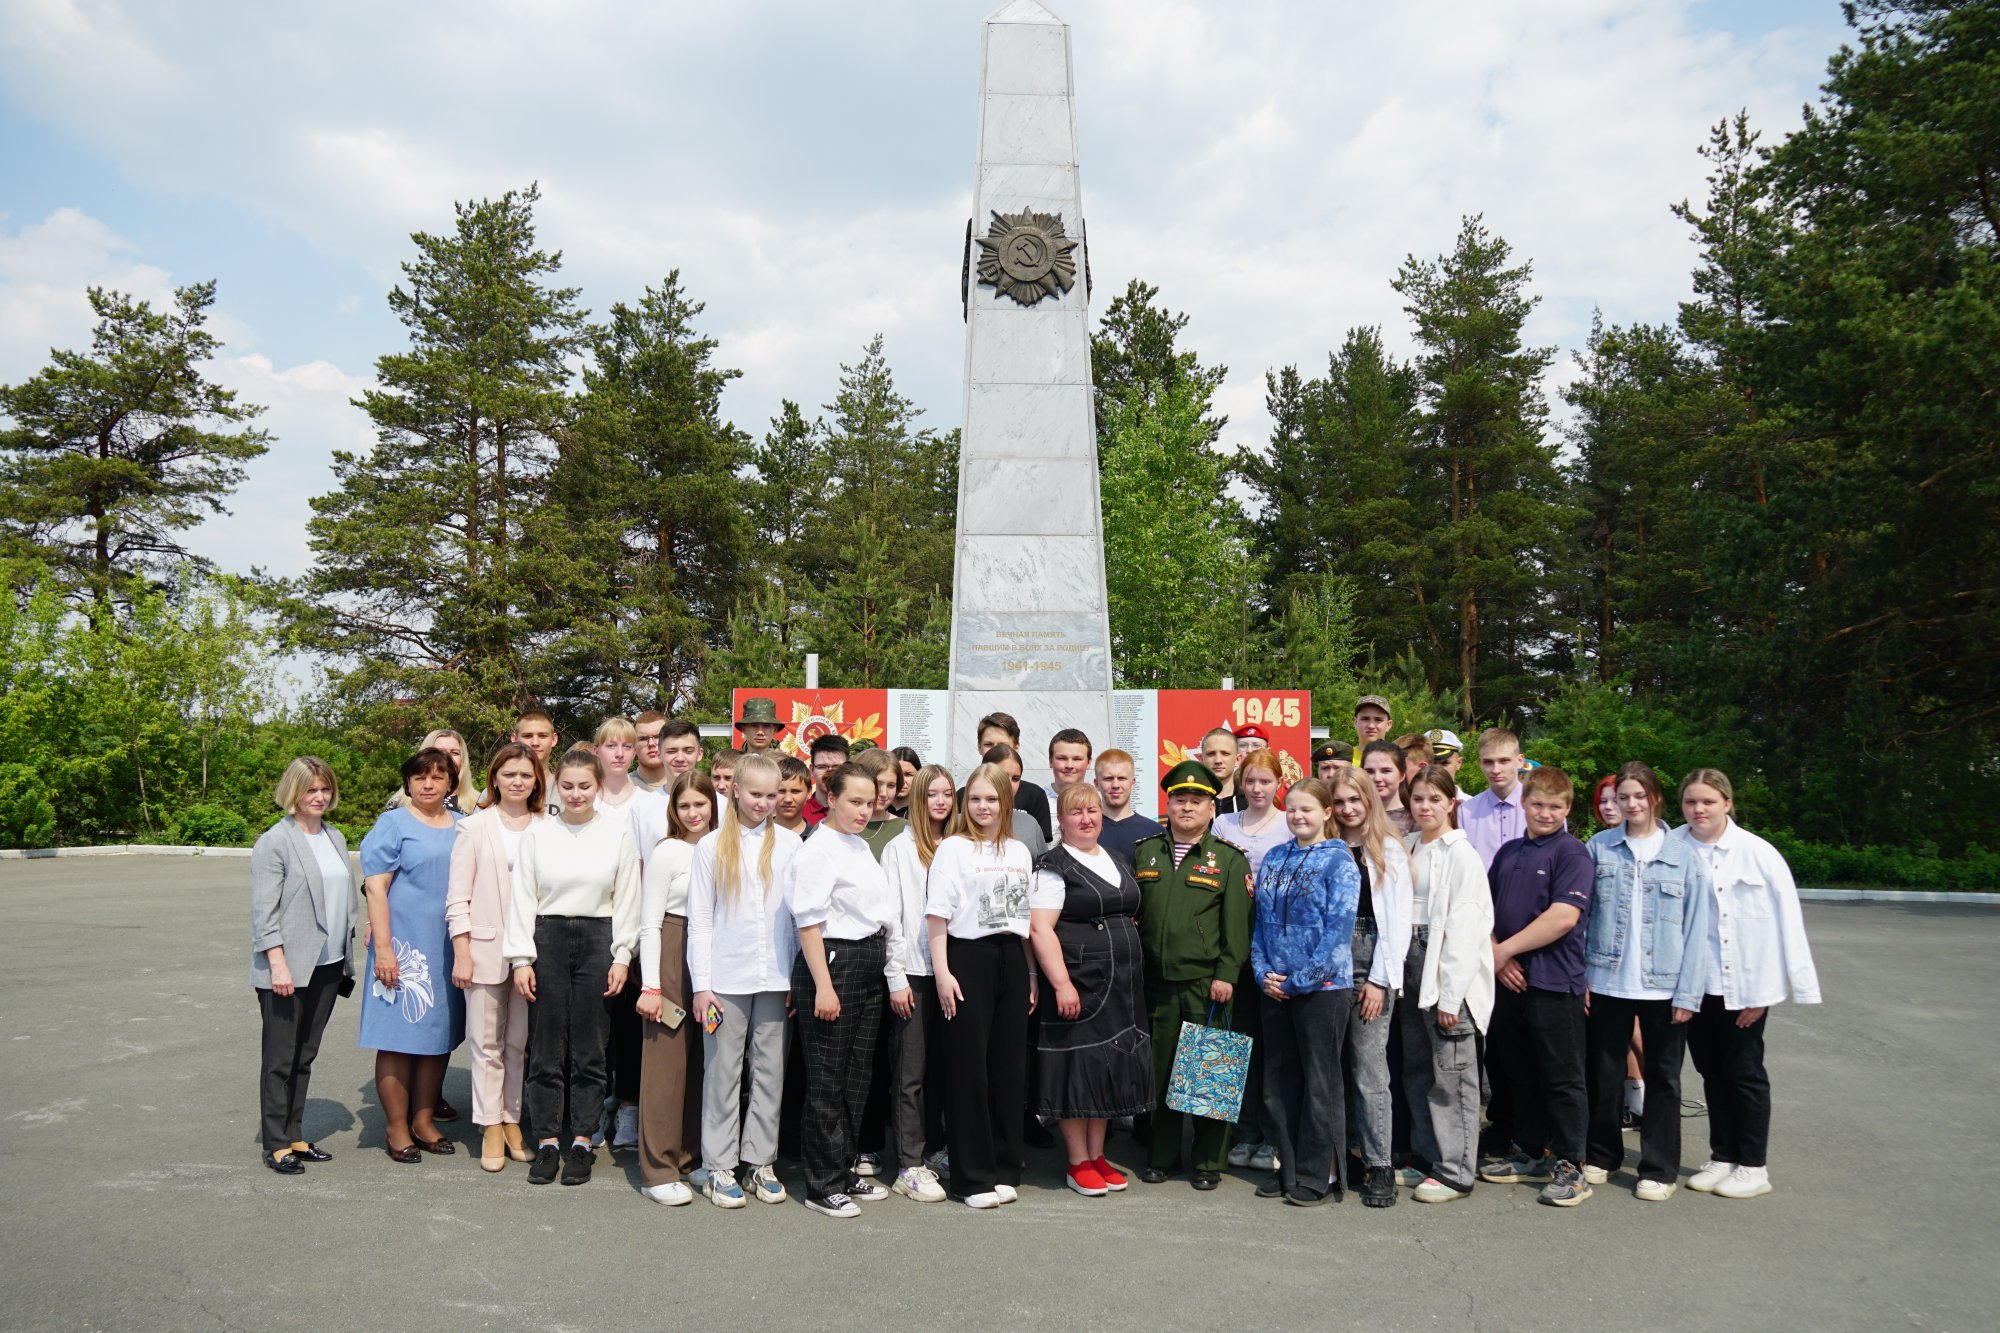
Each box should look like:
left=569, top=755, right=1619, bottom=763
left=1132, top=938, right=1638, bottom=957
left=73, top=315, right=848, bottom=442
left=1460, top=783, right=1525, bottom=870
left=1489, top=830, right=1595, bottom=995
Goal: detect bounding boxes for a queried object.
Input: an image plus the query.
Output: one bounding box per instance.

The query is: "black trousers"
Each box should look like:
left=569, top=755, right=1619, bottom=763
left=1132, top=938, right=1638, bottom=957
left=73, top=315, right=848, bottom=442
left=1687, top=994, right=1771, bottom=1167
left=524, top=916, right=611, bottom=1143
left=944, top=933, right=1029, bottom=1198
left=791, top=935, right=888, bottom=1200
left=255, top=962, right=344, bottom=1153
left=1585, top=994, right=1687, bottom=1183
left=1261, top=987, right=1353, bottom=1196
left=1488, top=984, right=1587, bottom=1164
left=605, top=972, right=643, bottom=1105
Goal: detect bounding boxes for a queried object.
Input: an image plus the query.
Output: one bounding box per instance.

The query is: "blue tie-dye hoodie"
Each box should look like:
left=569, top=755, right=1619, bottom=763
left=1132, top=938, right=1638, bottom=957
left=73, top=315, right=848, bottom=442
left=1251, top=839, right=1362, bottom=994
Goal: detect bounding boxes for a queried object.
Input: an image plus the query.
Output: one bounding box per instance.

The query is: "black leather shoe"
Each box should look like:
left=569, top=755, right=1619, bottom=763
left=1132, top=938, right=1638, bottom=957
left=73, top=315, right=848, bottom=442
left=432, top=1098, right=459, bottom=1123
left=415, top=1135, right=456, bottom=1155
left=1285, top=1186, right=1335, bottom=1207
left=1137, top=1166, right=1171, bottom=1184
left=262, top=1151, right=304, bottom=1175
left=1191, top=1170, right=1221, bottom=1191
left=292, top=1143, right=332, bottom=1163
left=383, top=1142, right=421, bottom=1164
left=1254, top=1173, right=1285, bottom=1199
left=1362, top=1165, right=1397, bottom=1207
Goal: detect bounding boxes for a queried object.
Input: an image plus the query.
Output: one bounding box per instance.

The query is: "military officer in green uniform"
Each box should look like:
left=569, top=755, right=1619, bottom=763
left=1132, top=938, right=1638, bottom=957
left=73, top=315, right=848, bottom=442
left=1132, top=759, right=1254, bottom=1189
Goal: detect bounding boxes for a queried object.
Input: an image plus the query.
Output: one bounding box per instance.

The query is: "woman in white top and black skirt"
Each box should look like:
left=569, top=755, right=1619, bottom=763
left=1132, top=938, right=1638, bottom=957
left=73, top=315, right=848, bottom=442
left=788, top=763, right=912, bottom=1218
left=926, top=762, right=1037, bottom=1209
left=1028, top=782, right=1152, bottom=1198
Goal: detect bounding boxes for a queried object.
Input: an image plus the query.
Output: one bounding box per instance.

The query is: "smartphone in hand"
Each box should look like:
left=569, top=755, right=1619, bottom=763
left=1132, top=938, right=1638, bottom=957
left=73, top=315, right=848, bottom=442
left=703, top=1002, right=724, bottom=1035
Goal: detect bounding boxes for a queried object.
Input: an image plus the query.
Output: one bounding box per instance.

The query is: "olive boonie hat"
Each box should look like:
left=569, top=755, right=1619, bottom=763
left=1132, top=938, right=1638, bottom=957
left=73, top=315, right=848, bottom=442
left=1161, top=758, right=1220, bottom=798
left=735, top=696, right=783, bottom=728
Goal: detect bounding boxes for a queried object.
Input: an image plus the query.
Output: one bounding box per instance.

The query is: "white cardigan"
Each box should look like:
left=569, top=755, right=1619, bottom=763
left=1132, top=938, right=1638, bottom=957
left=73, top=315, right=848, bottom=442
left=880, top=828, right=935, bottom=979
left=1352, top=834, right=1414, bottom=992
left=1673, top=819, right=1821, bottom=1010
left=1407, top=829, right=1497, bottom=1032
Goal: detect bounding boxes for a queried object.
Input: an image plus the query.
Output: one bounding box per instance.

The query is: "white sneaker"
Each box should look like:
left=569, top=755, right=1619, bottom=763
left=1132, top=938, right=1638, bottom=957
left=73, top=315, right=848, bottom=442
left=1687, top=1160, right=1735, bottom=1193
left=963, top=1191, right=1001, bottom=1209
left=894, top=1166, right=946, bottom=1203
left=1248, top=1144, right=1277, bottom=1171
left=849, top=1178, right=889, bottom=1202
left=703, top=1168, right=747, bottom=1208
left=805, top=1192, right=860, bottom=1218
left=1713, top=1165, right=1772, bottom=1199
left=853, top=1153, right=880, bottom=1178
left=641, top=1180, right=693, bottom=1206
left=611, top=1105, right=639, bottom=1150
left=1582, top=1163, right=1611, bottom=1185
left=1635, top=1179, right=1677, bottom=1202
left=993, top=1183, right=1019, bottom=1204
left=747, top=1163, right=787, bottom=1204
left=1226, top=1142, right=1254, bottom=1168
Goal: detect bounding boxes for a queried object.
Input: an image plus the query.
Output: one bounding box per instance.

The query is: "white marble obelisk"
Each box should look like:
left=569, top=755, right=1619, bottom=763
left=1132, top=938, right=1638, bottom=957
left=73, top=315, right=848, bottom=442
left=945, top=1, right=1113, bottom=784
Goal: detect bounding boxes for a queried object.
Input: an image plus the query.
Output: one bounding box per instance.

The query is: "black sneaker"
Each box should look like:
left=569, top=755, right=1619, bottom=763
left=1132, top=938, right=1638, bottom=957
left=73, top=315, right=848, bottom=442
left=1361, top=1165, right=1397, bottom=1208
left=528, top=1144, right=562, bottom=1185
left=561, top=1143, right=594, bottom=1186
left=1284, top=1185, right=1335, bottom=1207
left=1538, top=1159, right=1593, bottom=1207
left=1254, top=1172, right=1285, bottom=1199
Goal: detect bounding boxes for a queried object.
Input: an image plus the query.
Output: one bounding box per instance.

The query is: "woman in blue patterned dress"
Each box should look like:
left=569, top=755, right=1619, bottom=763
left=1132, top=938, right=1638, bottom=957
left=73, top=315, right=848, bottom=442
left=360, top=747, right=467, bottom=1161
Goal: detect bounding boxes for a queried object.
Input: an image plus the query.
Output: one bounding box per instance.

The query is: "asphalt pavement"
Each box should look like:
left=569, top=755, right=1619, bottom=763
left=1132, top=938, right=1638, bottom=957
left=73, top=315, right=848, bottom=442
left=0, top=855, right=1994, bottom=1332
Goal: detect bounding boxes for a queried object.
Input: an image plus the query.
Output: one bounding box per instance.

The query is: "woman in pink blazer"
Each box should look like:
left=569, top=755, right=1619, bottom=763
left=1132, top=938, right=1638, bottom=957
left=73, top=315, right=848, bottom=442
left=449, top=743, right=545, bottom=1171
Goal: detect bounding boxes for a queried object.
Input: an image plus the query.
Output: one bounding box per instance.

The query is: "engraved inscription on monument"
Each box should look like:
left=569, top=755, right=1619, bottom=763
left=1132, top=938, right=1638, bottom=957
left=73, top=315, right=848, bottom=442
left=955, top=611, right=1111, bottom=692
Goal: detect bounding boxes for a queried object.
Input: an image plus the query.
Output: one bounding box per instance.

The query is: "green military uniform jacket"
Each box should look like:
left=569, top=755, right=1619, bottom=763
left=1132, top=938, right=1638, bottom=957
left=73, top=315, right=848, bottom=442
left=1132, top=827, right=1254, bottom=986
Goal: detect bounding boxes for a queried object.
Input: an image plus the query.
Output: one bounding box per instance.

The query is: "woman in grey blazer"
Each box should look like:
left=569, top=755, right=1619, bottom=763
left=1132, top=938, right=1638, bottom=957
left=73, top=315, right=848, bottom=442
left=250, top=757, right=360, bottom=1174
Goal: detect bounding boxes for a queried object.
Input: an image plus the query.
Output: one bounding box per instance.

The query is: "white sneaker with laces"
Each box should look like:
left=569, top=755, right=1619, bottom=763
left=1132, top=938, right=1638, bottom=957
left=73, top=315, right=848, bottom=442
left=704, top=1167, right=747, bottom=1209
left=1226, top=1142, right=1254, bottom=1168
left=853, top=1153, right=880, bottom=1178
left=611, top=1104, right=639, bottom=1150
left=963, top=1191, right=1001, bottom=1209
left=1582, top=1163, right=1611, bottom=1185
left=748, top=1163, right=787, bottom=1204
left=641, top=1180, right=693, bottom=1206
left=1635, top=1179, right=1677, bottom=1202
left=894, top=1166, right=946, bottom=1202
left=1713, top=1165, right=1772, bottom=1199
left=993, top=1183, right=1019, bottom=1204
left=849, top=1178, right=889, bottom=1202
left=1687, top=1160, right=1735, bottom=1193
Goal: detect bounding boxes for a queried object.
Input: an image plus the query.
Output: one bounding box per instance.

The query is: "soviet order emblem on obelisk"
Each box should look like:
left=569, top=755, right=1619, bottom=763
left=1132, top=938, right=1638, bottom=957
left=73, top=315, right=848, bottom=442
left=945, top=0, right=1115, bottom=784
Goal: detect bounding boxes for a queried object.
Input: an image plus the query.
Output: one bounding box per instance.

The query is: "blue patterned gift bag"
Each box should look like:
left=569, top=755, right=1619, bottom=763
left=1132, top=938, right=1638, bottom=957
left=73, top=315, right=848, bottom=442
left=1166, top=1004, right=1252, bottom=1122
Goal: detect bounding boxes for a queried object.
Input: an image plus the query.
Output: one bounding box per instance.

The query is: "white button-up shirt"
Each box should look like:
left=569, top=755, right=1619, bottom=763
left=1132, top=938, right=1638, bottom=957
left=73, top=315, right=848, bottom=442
left=685, top=821, right=801, bottom=994
left=786, top=825, right=908, bottom=991
left=1673, top=819, right=1821, bottom=1010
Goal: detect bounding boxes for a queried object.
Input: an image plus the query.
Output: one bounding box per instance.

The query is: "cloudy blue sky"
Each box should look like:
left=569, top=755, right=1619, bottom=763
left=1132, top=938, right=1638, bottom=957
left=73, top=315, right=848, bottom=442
left=2, top=0, right=1850, bottom=580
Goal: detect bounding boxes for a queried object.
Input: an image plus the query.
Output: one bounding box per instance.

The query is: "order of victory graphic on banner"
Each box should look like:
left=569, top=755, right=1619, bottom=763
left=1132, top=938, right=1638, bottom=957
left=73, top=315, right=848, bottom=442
left=732, top=688, right=1308, bottom=822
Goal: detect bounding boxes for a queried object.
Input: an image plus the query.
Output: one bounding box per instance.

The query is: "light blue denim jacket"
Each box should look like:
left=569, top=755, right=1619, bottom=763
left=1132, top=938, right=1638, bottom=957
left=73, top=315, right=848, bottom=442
left=1584, top=825, right=1713, bottom=1012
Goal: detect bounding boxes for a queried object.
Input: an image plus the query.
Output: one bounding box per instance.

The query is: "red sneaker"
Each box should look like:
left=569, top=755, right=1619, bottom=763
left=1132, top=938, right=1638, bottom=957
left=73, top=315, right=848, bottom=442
left=1067, top=1162, right=1109, bottom=1196
left=1092, top=1157, right=1128, bottom=1191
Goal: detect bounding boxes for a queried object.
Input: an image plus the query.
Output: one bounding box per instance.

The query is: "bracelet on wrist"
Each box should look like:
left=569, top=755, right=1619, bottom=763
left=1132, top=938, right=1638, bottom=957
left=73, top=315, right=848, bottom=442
left=640, top=987, right=662, bottom=996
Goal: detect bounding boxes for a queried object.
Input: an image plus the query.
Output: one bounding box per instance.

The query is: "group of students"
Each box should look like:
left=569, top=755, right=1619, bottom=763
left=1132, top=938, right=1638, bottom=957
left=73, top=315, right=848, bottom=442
left=246, top=694, right=1821, bottom=1216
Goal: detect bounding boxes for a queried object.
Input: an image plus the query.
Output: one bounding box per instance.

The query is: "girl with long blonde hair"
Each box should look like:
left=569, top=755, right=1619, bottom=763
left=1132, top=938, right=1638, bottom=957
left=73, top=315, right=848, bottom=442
left=1325, top=767, right=1414, bottom=1208
left=684, top=752, right=800, bottom=1208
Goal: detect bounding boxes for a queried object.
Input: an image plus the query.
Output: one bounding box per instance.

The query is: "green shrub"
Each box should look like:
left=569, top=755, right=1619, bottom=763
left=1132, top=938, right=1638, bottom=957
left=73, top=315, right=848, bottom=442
left=0, top=763, right=58, bottom=849
left=169, top=804, right=255, bottom=847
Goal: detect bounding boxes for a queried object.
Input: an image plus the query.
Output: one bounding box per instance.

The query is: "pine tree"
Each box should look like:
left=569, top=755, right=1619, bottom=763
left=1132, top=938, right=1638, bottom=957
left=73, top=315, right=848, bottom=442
left=550, top=272, right=755, bottom=716
left=1090, top=279, right=1228, bottom=452
left=302, top=184, right=585, bottom=742
left=0, top=282, right=268, bottom=612
left=1393, top=217, right=1567, bottom=725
